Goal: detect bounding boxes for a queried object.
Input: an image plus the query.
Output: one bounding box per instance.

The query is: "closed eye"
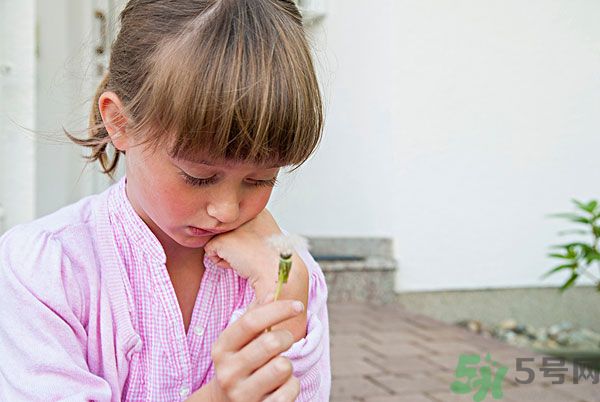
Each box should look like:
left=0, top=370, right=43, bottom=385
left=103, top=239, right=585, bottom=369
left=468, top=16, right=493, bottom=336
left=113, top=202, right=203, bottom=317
left=179, top=171, right=218, bottom=187
left=179, top=171, right=278, bottom=188
left=248, top=177, right=278, bottom=187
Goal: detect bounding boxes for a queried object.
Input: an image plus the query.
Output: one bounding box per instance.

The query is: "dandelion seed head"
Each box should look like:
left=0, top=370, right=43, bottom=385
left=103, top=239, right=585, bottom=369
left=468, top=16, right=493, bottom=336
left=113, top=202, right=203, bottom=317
left=266, top=233, right=309, bottom=257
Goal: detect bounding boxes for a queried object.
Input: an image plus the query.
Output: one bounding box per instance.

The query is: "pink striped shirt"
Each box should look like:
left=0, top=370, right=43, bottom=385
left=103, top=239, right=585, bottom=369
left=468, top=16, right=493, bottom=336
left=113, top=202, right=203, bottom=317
left=0, top=177, right=331, bottom=401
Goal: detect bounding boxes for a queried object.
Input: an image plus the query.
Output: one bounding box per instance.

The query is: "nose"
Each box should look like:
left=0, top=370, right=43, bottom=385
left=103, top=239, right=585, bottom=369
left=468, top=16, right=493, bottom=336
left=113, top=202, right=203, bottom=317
left=206, top=195, right=240, bottom=225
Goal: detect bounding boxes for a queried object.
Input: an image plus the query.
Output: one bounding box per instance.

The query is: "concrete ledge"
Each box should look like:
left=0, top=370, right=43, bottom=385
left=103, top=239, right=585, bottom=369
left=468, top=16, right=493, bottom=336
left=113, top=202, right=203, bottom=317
left=395, top=286, right=600, bottom=332
left=308, top=237, right=397, bottom=303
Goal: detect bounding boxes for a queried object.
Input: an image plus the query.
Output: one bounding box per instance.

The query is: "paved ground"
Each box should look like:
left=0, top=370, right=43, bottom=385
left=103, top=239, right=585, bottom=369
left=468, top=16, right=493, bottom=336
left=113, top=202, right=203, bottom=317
left=328, top=302, right=599, bottom=402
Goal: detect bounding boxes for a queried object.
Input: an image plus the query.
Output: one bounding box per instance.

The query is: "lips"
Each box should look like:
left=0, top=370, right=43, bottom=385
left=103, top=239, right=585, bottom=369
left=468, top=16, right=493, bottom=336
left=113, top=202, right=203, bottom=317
left=188, top=226, right=213, bottom=236
left=188, top=226, right=226, bottom=236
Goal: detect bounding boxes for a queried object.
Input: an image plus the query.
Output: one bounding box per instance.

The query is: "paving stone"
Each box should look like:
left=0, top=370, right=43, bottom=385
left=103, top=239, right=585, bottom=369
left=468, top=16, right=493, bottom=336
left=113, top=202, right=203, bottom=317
left=331, top=344, right=380, bottom=361
left=429, top=390, right=518, bottom=402
left=328, top=302, right=599, bottom=402
left=501, top=383, right=579, bottom=401
left=418, top=340, right=483, bottom=355
left=364, top=393, right=437, bottom=402
left=547, top=382, right=600, bottom=402
left=369, top=373, right=449, bottom=395
left=332, top=357, right=384, bottom=378
left=366, top=355, right=441, bottom=376
left=423, top=354, right=463, bottom=371
left=367, top=330, right=430, bottom=344
left=331, top=376, right=392, bottom=400
left=362, top=339, right=429, bottom=358
left=331, top=333, right=375, bottom=346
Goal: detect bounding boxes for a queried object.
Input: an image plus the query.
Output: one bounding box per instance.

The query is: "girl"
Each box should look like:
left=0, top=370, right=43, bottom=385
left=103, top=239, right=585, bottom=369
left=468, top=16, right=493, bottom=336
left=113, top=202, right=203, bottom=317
left=0, top=0, right=330, bottom=401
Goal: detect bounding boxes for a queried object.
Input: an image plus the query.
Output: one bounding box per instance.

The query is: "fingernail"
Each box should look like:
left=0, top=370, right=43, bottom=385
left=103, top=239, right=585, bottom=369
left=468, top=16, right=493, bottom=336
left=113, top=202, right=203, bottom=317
left=292, top=301, right=304, bottom=313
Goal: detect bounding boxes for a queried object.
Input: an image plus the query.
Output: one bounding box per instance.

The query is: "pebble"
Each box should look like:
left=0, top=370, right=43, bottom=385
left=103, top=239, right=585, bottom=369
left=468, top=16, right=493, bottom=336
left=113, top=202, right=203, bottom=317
left=456, top=319, right=600, bottom=352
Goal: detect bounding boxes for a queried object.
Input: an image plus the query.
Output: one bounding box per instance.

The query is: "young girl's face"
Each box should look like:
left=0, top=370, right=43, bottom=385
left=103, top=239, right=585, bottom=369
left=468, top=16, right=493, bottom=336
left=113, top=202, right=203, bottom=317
left=124, top=143, right=280, bottom=250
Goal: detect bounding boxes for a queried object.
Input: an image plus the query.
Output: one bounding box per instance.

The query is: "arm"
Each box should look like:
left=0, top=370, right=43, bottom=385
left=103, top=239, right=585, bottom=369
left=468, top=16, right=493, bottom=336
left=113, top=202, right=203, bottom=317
left=277, top=247, right=331, bottom=401
left=228, top=247, right=331, bottom=402
left=254, top=252, right=309, bottom=341
left=0, top=228, right=112, bottom=401
left=203, top=211, right=331, bottom=400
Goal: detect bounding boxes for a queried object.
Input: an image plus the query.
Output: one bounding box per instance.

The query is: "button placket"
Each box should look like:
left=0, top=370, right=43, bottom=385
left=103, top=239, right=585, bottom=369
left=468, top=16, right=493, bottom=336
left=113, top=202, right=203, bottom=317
left=193, top=326, right=204, bottom=337
left=179, top=386, right=190, bottom=398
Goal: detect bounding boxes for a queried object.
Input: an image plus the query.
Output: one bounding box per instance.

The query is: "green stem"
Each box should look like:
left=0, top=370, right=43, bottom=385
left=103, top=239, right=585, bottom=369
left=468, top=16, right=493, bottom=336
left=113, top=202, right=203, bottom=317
left=273, top=278, right=283, bottom=302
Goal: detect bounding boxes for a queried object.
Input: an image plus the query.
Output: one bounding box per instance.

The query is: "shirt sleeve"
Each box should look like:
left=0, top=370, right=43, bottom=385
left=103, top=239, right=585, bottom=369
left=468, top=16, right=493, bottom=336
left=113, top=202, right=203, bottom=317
left=227, top=245, right=332, bottom=401
left=0, top=227, right=112, bottom=402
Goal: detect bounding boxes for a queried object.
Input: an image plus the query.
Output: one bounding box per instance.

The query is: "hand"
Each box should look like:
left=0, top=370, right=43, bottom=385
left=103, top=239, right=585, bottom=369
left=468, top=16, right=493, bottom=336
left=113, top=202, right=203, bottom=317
left=204, top=209, right=283, bottom=293
left=204, top=209, right=309, bottom=341
left=204, top=297, right=304, bottom=402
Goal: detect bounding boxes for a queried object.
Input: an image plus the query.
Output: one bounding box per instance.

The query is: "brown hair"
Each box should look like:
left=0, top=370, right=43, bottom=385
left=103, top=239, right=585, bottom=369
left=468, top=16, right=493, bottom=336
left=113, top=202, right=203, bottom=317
left=69, top=0, right=323, bottom=176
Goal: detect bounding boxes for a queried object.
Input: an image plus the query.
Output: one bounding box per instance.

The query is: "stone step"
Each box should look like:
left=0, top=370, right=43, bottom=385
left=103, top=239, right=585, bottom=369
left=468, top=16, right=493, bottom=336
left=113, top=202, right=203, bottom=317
left=308, top=237, right=397, bottom=304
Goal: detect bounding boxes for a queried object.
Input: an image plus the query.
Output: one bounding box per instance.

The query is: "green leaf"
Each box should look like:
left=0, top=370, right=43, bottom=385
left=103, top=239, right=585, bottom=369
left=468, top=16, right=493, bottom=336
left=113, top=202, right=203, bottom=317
left=584, top=250, right=600, bottom=263
left=573, top=199, right=599, bottom=214
left=548, top=253, right=571, bottom=260
left=559, top=272, right=579, bottom=292
left=573, top=199, right=589, bottom=211
left=548, top=213, right=591, bottom=224
left=542, top=263, right=577, bottom=278
left=548, top=252, right=578, bottom=260
left=549, top=242, right=590, bottom=250
left=557, top=229, right=590, bottom=236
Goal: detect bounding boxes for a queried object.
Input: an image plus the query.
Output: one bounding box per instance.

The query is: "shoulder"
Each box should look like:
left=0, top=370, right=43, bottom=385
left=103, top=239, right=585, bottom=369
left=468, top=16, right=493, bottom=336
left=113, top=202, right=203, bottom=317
left=0, top=194, right=105, bottom=320
left=0, top=194, right=101, bottom=269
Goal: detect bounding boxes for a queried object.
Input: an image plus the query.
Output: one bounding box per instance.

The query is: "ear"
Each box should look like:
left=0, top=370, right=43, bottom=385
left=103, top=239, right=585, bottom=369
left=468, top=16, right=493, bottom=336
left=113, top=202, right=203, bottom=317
left=98, top=91, right=131, bottom=151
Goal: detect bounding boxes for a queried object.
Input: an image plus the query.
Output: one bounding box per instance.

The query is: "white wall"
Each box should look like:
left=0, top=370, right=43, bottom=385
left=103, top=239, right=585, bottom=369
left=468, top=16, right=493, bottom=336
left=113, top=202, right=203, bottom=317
left=5, top=0, right=600, bottom=292
left=269, top=0, right=600, bottom=291
left=0, top=0, right=37, bottom=232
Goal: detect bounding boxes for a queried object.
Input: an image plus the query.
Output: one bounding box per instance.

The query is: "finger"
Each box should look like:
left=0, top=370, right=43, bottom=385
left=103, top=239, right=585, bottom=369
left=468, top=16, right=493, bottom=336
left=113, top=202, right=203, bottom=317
left=247, top=293, right=274, bottom=312
left=262, top=371, right=300, bottom=402
left=203, top=238, right=221, bottom=259
left=214, top=300, right=304, bottom=354
left=234, top=329, right=294, bottom=377
left=211, top=257, right=227, bottom=268
left=235, top=357, right=295, bottom=400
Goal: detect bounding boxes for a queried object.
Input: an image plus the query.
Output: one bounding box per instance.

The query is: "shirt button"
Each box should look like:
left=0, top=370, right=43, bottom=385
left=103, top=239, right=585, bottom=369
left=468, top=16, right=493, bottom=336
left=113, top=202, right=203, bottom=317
left=179, top=386, right=190, bottom=398
left=193, top=326, right=204, bottom=336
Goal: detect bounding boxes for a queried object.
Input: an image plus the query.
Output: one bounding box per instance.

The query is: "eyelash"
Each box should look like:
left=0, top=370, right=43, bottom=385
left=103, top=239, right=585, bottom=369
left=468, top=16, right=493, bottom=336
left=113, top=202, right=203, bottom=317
left=180, top=172, right=278, bottom=188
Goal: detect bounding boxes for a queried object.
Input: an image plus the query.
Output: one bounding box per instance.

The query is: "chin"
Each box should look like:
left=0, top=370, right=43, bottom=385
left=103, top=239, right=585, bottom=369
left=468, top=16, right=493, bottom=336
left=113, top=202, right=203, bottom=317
left=177, top=233, right=214, bottom=249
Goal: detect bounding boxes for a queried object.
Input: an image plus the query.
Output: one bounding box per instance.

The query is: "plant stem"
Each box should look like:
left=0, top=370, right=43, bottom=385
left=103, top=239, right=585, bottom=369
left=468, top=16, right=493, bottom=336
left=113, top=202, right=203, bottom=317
left=273, top=278, right=283, bottom=302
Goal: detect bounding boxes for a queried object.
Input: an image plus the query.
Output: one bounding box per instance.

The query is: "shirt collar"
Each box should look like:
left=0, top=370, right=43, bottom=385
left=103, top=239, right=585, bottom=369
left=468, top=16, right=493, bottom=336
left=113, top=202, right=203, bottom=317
left=108, top=177, right=167, bottom=265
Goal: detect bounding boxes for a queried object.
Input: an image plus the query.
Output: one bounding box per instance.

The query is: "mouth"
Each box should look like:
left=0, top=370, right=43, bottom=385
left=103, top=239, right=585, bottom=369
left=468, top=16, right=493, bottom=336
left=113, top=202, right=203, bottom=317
left=188, top=226, right=227, bottom=236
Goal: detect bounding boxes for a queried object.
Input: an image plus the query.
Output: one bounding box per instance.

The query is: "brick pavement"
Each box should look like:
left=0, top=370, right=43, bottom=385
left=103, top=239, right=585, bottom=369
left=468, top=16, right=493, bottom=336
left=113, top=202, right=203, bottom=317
left=328, top=302, right=599, bottom=402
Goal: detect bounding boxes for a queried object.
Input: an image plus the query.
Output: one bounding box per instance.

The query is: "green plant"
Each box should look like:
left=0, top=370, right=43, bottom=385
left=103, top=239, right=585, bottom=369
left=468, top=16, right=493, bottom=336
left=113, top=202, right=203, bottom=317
left=543, top=199, right=600, bottom=292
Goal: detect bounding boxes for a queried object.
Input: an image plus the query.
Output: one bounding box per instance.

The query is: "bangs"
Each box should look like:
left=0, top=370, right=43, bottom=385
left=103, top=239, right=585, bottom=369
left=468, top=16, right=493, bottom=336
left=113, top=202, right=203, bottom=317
left=126, top=0, right=323, bottom=168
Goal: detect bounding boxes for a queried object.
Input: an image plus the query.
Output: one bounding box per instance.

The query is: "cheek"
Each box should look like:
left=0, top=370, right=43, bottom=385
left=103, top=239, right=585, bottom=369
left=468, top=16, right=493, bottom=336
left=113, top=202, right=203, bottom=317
left=136, top=163, right=195, bottom=222
left=242, top=188, right=273, bottom=215
left=153, top=180, right=202, bottom=220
